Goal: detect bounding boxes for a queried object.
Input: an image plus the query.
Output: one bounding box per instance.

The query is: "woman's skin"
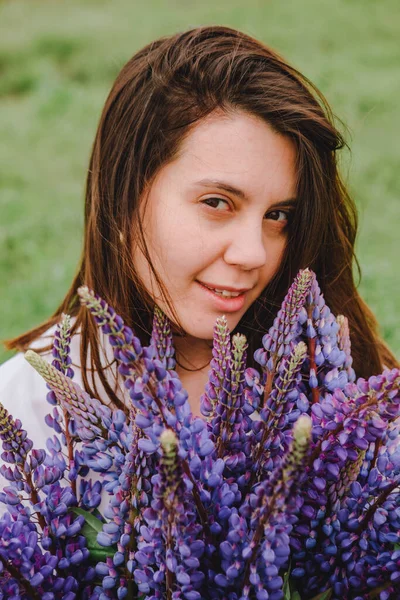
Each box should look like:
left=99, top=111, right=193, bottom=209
left=132, top=109, right=297, bottom=415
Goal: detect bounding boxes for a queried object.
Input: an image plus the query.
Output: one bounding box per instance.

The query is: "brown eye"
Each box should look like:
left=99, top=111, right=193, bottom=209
left=201, top=198, right=230, bottom=210
left=266, top=210, right=289, bottom=222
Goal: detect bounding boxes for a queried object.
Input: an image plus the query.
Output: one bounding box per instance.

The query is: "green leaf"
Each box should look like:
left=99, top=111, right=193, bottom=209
left=282, top=569, right=303, bottom=600
left=309, top=590, right=333, bottom=600
left=283, top=569, right=291, bottom=600
left=70, top=507, right=117, bottom=562
left=70, top=507, right=105, bottom=531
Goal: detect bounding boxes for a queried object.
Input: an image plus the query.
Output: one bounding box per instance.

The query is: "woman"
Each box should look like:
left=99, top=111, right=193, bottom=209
left=1, top=25, right=397, bottom=450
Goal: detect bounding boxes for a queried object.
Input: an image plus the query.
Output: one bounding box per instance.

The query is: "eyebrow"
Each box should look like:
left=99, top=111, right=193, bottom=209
left=194, top=178, right=297, bottom=207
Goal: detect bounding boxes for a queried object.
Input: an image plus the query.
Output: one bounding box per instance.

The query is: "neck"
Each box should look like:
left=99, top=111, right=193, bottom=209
left=173, top=334, right=213, bottom=372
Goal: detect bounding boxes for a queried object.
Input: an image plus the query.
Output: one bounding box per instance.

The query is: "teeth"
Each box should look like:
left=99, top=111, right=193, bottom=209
left=219, top=290, right=240, bottom=298
left=204, top=285, right=241, bottom=298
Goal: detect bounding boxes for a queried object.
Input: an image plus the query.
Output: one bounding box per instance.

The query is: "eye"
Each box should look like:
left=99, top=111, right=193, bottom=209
left=201, top=197, right=230, bottom=210
left=201, top=198, right=292, bottom=224
left=265, top=209, right=290, bottom=223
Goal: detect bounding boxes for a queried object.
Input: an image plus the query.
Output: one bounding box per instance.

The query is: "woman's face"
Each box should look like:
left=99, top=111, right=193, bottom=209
left=133, top=109, right=297, bottom=342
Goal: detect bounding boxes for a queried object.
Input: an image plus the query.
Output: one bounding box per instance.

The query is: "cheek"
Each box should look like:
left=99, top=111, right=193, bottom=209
left=154, top=214, right=211, bottom=268
left=262, top=237, right=287, bottom=278
left=147, top=225, right=204, bottom=285
left=149, top=203, right=190, bottom=250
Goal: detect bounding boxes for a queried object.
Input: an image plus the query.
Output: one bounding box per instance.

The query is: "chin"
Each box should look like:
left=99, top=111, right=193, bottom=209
left=185, top=327, right=216, bottom=341
left=180, top=319, right=218, bottom=340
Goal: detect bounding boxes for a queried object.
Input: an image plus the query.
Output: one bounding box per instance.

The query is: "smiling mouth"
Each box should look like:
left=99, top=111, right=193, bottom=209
left=201, top=285, right=242, bottom=298
left=195, top=281, right=248, bottom=313
left=196, top=281, right=251, bottom=297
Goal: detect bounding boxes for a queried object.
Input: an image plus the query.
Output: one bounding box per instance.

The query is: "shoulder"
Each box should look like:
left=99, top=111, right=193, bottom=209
left=0, top=319, right=86, bottom=396
left=0, top=323, right=56, bottom=396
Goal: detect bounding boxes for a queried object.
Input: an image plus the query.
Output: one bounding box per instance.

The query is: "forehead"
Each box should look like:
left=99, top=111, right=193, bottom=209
left=172, top=110, right=297, bottom=197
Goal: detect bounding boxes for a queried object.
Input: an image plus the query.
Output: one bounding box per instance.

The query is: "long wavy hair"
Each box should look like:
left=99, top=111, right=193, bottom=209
left=5, top=25, right=398, bottom=411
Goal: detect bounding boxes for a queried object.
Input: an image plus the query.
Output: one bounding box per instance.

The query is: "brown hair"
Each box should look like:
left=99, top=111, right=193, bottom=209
left=5, top=25, right=398, bottom=410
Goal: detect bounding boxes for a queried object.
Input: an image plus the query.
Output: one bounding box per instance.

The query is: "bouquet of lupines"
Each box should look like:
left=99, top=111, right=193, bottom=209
left=0, top=269, right=399, bottom=600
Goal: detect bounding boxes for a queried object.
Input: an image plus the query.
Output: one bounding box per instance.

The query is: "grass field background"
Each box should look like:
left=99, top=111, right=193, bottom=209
left=1, top=0, right=399, bottom=365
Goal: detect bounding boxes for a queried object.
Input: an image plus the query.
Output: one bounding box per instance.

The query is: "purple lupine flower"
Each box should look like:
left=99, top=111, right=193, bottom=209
left=290, top=370, right=400, bottom=599
left=44, top=312, right=80, bottom=491
left=25, top=349, right=110, bottom=441
left=251, top=341, right=308, bottom=482
left=0, top=402, right=49, bottom=530
left=254, top=269, right=314, bottom=408
left=294, top=460, right=400, bottom=599
left=299, top=276, right=349, bottom=404
left=135, top=429, right=204, bottom=599
left=239, top=415, right=312, bottom=598
left=337, top=315, right=356, bottom=383
left=93, top=416, right=155, bottom=597
left=0, top=513, right=63, bottom=600
left=77, top=286, right=191, bottom=454
left=200, top=315, right=231, bottom=419
left=259, top=269, right=314, bottom=364
left=77, top=285, right=144, bottom=377
left=150, top=305, right=176, bottom=371
left=211, top=333, right=248, bottom=457
left=49, top=312, right=75, bottom=379
left=0, top=404, right=34, bottom=467
left=0, top=416, right=94, bottom=598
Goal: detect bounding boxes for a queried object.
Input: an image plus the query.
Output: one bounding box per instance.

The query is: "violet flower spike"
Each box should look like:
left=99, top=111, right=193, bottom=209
left=25, top=349, right=110, bottom=441
left=256, top=268, right=314, bottom=402
left=252, top=341, right=307, bottom=480
left=242, top=415, right=312, bottom=596
left=46, top=312, right=78, bottom=495
left=214, top=332, right=248, bottom=459
left=302, top=276, right=349, bottom=402
left=200, top=315, right=231, bottom=420
left=50, top=312, right=74, bottom=378
left=77, top=285, right=143, bottom=380
left=134, top=429, right=204, bottom=599
left=151, top=305, right=176, bottom=370
left=0, top=402, right=44, bottom=517
left=337, top=314, right=356, bottom=383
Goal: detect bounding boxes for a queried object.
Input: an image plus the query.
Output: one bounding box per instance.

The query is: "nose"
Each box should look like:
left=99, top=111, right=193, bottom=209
left=223, top=222, right=267, bottom=270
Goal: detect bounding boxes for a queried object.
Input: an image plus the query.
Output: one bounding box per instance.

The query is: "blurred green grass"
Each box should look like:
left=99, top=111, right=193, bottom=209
left=1, top=0, right=399, bottom=364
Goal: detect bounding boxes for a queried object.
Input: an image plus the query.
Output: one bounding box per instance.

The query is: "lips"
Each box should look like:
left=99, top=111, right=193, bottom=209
left=196, top=281, right=247, bottom=312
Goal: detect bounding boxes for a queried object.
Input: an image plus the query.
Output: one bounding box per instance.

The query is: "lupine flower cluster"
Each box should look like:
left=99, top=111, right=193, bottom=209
left=0, top=268, right=399, bottom=599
